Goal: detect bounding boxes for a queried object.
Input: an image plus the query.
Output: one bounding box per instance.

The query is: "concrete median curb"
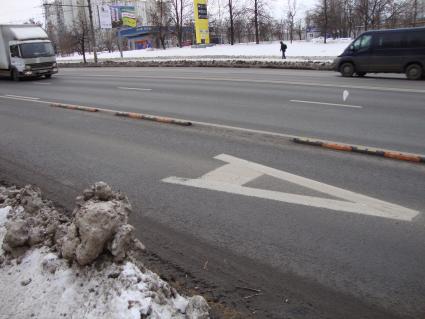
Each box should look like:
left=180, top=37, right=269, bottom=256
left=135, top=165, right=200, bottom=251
left=58, top=59, right=333, bottom=71
left=114, top=111, right=190, bottom=125
left=293, top=137, right=425, bottom=164
left=50, top=103, right=99, bottom=113
left=50, top=102, right=192, bottom=126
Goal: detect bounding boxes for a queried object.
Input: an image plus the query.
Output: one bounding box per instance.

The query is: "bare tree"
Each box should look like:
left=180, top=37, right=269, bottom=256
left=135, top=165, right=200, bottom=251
left=412, top=0, right=418, bottom=25
left=296, top=19, right=303, bottom=39
left=72, top=11, right=90, bottom=63
left=244, top=0, right=271, bottom=43
left=228, top=0, right=235, bottom=44
left=171, top=0, right=190, bottom=47
left=98, top=30, right=116, bottom=53
left=254, top=0, right=259, bottom=43
left=149, top=0, right=172, bottom=49
left=287, top=0, right=297, bottom=43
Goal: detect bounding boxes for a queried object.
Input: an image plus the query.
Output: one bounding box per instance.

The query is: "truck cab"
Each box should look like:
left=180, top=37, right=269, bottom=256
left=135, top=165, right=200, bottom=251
left=0, top=25, right=58, bottom=81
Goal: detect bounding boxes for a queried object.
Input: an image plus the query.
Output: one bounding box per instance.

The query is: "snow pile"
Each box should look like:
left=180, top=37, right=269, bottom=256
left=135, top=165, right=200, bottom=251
left=0, top=183, right=209, bottom=319
left=57, top=40, right=350, bottom=63
left=55, top=182, right=143, bottom=266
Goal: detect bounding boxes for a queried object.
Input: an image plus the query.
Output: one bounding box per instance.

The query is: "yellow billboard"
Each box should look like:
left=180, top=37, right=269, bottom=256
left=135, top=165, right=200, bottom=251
left=194, top=0, right=210, bottom=44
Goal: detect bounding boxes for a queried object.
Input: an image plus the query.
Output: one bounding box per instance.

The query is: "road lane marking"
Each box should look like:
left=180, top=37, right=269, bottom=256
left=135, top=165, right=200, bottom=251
left=58, top=74, right=425, bottom=94
left=162, top=154, right=420, bottom=221
left=33, top=82, right=52, bottom=85
left=118, top=87, right=152, bottom=91
left=290, top=100, right=363, bottom=109
left=4, top=95, right=40, bottom=100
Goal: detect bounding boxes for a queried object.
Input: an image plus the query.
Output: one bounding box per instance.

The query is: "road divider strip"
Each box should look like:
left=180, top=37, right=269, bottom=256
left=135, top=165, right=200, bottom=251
left=293, top=137, right=425, bottom=163
left=1, top=95, right=422, bottom=164
left=51, top=102, right=98, bottom=112
left=49, top=102, right=191, bottom=126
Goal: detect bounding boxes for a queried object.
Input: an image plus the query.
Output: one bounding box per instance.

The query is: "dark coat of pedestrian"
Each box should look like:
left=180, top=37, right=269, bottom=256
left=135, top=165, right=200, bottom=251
left=280, top=41, right=287, bottom=59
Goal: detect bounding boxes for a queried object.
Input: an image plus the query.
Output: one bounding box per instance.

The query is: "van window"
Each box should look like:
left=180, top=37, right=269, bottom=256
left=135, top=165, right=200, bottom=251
left=406, top=32, right=425, bottom=48
left=10, top=45, right=20, bottom=57
left=352, top=35, right=372, bottom=51
left=376, top=33, right=401, bottom=49
left=360, top=35, right=372, bottom=50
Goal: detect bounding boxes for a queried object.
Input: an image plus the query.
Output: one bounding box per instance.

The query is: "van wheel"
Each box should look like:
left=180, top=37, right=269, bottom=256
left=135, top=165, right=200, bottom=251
left=405, top=64, right=423, bottom=80
left=356, top=72, right=366, bottom=77
left=340, top=63, right=355, bottom=77
left=10, top=69, right=20, bottom=81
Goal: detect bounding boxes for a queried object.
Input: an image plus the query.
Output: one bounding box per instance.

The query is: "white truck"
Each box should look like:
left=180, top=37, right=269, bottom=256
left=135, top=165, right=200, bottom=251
left=0, top=24, right=58, bottom=81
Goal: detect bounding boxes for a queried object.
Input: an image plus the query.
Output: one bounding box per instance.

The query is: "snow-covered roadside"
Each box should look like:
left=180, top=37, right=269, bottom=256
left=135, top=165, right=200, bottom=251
left=57, top=39, right=350, bottom=63
left=0, top=183, right=209, bottom=319
left=59, top=58, right=334, bottom=71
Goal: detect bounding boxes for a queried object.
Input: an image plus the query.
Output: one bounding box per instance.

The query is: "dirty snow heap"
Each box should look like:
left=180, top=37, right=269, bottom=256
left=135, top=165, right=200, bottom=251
left=0, top=182, right=209, bottom=319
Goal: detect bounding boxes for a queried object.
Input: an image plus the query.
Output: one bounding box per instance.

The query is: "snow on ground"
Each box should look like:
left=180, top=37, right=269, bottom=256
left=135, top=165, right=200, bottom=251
left=0, top=207, right=10, bottom=256
left=0, top=185, right=209, bottom=319
left=0, top=245, right=194, bottom=318
left=57, top=39, right=352, bottom=62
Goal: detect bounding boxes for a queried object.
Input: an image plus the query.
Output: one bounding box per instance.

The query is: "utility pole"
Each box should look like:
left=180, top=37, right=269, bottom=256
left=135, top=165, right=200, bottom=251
left=86, top=0, right=98, bottom=63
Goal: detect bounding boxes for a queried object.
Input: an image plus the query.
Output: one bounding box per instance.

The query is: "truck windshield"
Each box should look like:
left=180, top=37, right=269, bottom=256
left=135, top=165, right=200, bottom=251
left=19, top=42, right=55, bottom=58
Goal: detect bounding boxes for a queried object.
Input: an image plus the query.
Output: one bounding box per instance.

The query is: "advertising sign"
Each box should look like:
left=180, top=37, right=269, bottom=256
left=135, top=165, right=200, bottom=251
left=193, top=0, right=210, bottom=44
left=111, top=6, right=137, bottom=28
left=99, top=5, right=112, bottom=29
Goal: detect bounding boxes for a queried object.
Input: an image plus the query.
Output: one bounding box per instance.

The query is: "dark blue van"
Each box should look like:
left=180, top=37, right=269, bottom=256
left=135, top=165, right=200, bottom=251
left=333, top=27, right=425, bottom=80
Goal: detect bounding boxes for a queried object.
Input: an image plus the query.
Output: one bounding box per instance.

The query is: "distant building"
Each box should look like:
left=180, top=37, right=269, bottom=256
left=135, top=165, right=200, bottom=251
left=305, top=27, right=321, bottom=41
left=44, top=0, right=161, bottom=52
left=45, top=0, right=156, bottom=32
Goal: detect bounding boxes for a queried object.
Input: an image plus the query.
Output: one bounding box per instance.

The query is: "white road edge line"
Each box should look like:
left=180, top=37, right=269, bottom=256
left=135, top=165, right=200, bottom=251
left=290, top=99, right=363, bottom=109
left=118, top=87, right=152, bottom=91
left=4, top=95, right=40, bottom=100
left=33, top=82, right=52, bottom=85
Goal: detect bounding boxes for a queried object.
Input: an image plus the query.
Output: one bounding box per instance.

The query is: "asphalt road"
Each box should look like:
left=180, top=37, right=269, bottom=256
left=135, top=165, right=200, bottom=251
left=0, top=67, right=425, bottom=155
left=0, top=68, right=424, bottom=318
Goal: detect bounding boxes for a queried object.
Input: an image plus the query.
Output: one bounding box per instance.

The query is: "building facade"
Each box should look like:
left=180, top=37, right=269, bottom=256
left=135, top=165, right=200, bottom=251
left=46, top=0, right=156, bottom=32
left=44, top=0, right=161, bottom=53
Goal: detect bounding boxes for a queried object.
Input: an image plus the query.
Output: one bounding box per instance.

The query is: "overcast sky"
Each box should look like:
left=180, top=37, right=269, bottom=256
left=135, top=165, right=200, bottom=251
left=0, top=0, right=44, bottom=24
left=0, top=0, right=315, bottom=25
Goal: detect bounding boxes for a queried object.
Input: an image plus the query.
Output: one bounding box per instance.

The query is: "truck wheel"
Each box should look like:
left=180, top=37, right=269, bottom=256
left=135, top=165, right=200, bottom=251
left=340, top=63, right=355, bottom=77
left=10, top=69, right=20, bottom=81
left=45, top=74, right=52, bottom=79
left=406, top=64, right=423, bottom=80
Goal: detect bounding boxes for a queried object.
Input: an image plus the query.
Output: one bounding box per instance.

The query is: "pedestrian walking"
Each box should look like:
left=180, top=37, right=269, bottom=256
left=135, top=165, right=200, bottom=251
left=280, top=41, right=287, bottom=59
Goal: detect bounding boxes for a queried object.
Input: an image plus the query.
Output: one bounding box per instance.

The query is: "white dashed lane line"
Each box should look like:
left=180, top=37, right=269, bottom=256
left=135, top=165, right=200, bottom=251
left=117, top=87, right=152, bottom=91
left=4, top=95, right=40, bottom=100
left=290, top=99, right=363, bottom=109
